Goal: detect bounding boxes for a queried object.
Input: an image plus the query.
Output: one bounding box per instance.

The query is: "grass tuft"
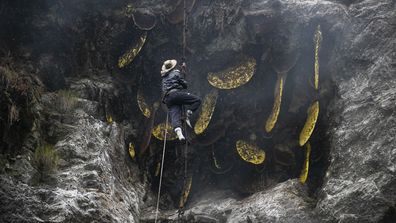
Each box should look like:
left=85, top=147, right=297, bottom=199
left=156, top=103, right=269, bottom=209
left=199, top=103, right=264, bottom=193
left=32, top=144, right=59, bottom=182
left=56, top=89, right=78, bottom=112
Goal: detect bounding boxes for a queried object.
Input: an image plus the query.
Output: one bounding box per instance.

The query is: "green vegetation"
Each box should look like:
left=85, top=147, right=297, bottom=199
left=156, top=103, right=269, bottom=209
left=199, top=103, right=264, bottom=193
left=32, top=144, right=59, bottom=182
left=56, top=89, right=78, bottom=112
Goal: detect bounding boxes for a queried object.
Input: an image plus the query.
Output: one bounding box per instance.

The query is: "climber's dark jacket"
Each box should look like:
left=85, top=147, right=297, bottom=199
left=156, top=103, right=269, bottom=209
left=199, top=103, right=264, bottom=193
left=161, top=69, right=187, bottom=97
left=161, top=68, right=201, bottom=129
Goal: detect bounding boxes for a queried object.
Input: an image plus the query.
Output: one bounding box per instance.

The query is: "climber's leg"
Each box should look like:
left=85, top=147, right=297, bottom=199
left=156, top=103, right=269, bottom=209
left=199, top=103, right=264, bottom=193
left=179, top=92, right=201, bottom=113
left=167, top=91, right=201, bottom=112
left=168, top=104, right=182, bottom=129
left=165, top=91, right=200, bottom=134
left=168, top=104, right=185, bottom=141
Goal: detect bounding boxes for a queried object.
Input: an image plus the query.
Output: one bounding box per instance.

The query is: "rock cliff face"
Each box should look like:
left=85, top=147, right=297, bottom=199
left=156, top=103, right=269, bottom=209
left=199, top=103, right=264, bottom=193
left=0, top=0, right=395, bottom=222
left=1, top=77, right=148, bottom=222
left=317, top=0, right=396, bottom=222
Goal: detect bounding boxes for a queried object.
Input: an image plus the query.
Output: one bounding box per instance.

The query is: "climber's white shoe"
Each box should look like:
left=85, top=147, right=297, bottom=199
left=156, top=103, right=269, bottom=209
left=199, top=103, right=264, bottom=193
left=186, top=110, right=193, bottom=128
left=186, top=110, right=193, bottom=117
left=174, top=127, right=185, bottom=141
left=185, top=118, right=192, bottom=128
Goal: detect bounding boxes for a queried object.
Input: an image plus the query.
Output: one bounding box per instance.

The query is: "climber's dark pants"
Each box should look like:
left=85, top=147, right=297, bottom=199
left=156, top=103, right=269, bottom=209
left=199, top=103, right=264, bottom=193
left=164, top=91, right=201, bottom=129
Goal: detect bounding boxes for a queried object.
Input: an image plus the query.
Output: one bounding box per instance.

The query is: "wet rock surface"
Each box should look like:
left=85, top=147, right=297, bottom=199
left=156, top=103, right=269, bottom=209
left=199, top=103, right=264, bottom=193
left=1, top=0, right=395, bottom=222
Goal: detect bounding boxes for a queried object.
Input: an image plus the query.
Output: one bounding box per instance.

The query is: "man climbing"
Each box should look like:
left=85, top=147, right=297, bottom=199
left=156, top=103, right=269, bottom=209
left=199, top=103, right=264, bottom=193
left=161, top=59, right=201, bottom=142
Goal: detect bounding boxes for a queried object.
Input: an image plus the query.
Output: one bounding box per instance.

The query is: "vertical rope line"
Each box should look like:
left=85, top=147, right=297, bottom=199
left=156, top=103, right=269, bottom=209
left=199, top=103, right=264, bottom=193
left=179, top=2, right=189, bottom=219
left=183, top=0, right=189, bottom=182
left=182, top=0, right=186, bottom=60
left=184, top=107, right=188, bottom=179
left=182, top=0, right=188, bottom=181
left=155, top=112, right=169, bottom=223
left=178, top=106, right=188, bottom=217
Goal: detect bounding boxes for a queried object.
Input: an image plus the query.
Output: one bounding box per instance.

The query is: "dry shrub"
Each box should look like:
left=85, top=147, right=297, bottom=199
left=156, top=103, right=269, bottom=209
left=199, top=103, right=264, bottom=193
left=0, top=66, right=30, bottom=96
left=56, top=89, right=78, bottom=112
left=1, top=66, right=42, bottom=128
left=32, top=145, right=59, bottom=180
left=8, top=104, right=19, bottom=125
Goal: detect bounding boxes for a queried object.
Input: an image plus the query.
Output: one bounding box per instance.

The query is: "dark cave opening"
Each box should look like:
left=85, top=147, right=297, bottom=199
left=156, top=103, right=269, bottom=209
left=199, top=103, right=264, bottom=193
left=134, top=21, right=337, bottom=209
left=380, top=206, right=396, bottom=223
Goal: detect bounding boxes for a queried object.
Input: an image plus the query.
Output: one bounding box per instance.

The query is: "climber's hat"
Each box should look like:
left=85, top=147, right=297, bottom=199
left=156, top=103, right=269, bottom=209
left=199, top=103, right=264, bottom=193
left=161, top=59, right=177, bottom=76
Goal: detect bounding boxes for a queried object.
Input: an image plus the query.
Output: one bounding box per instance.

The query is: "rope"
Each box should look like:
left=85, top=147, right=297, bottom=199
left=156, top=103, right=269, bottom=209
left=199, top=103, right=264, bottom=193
left=184, top=134, right=188, bottom=178
left=157, top=2, right=189, bottom=221
left=154, top=112, right=169, bottom=223
left=183, top=108, right=188, bottom=179
left=178, top=2, right=189, bottom=218
left=182, top=0, right=187, bottom=61
left=177, top=106, right=189, bottom=222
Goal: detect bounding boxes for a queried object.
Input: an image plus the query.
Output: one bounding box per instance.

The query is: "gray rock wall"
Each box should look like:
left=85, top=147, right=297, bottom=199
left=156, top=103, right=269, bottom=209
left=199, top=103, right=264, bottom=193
left=142, top=179, right=319, bottom=223
left=317, top=0, right=396, bottom=222
left=0, top=78, right=147, bottom=223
